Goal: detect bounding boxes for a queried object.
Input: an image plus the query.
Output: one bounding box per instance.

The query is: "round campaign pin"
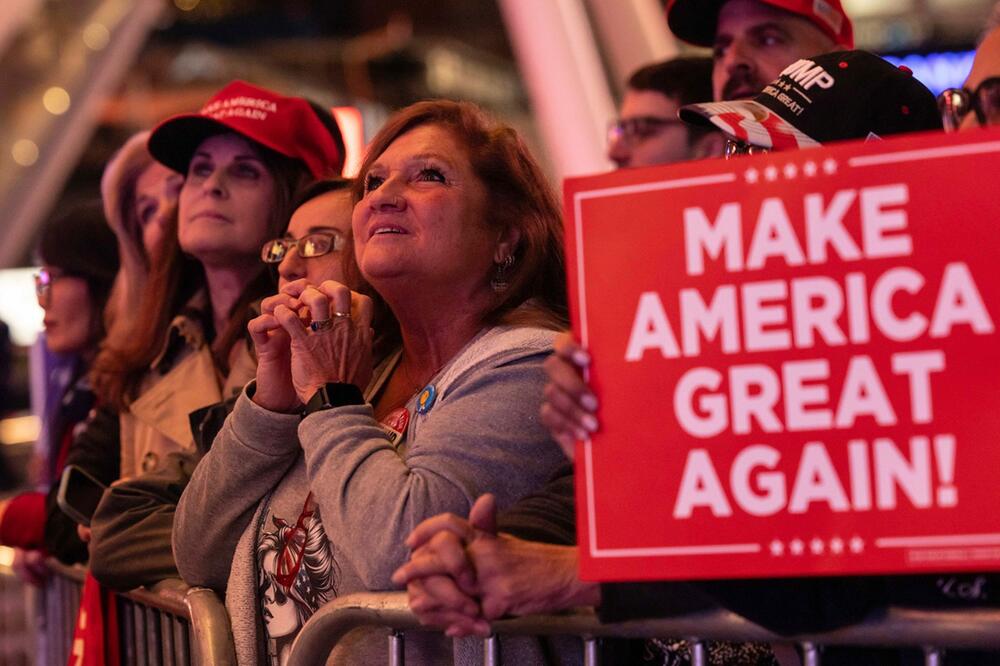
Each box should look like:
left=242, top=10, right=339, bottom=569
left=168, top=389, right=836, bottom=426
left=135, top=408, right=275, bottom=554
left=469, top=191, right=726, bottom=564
left=416, top=385, right=437, bottom=414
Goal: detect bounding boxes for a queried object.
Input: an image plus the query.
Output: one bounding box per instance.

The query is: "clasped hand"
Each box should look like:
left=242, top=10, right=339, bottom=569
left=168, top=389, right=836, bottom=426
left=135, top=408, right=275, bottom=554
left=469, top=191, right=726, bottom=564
left=248, top=278, right=374, bottom=413
left=391, top=495, right=585, bottom=637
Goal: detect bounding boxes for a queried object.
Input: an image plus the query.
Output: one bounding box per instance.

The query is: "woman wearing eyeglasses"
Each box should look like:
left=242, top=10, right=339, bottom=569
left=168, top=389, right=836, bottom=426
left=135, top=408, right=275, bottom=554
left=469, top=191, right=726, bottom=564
left=939, top=26, right=1000, bottom=131
left=175, top=178, right=402, bottom=663
left=0, top=202, right=119, bottom=583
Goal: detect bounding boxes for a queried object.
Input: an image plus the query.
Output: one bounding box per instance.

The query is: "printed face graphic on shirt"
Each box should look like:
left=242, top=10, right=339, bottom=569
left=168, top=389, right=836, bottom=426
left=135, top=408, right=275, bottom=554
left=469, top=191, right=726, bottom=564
left=257, top=495, right=339, bottom=666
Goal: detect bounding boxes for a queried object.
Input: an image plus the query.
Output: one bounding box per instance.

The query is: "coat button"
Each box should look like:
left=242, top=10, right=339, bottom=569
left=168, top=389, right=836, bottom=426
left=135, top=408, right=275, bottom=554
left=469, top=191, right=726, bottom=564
left=142, top=451, right=159, bottom=472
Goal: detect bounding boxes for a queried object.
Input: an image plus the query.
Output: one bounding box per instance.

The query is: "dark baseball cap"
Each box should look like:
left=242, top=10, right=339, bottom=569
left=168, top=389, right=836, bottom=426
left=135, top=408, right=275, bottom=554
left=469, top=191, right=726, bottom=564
left=666, top=0, right=854, bottom=49
left=679, top=50, right=943, bottom=149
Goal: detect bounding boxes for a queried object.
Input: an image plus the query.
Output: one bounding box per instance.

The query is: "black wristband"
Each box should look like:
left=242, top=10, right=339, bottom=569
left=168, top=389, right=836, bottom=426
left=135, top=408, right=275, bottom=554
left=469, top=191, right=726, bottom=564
left=302, top=382, right=365, bottom=418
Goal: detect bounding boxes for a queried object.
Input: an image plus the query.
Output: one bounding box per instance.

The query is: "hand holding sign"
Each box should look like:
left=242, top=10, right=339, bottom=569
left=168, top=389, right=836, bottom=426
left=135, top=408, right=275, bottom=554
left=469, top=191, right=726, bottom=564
left=565, top=127, right=1000, bottom=582
left=540, top=333, right=599, bottom=460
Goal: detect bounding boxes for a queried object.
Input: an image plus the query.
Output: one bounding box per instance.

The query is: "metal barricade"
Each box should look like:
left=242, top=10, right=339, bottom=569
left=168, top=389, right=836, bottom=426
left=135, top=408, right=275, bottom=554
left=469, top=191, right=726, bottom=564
left=41, top=559, right=84, bottom=666
left=286, top=591, right=1000, bottom=666
left=31, top=560, right=236, bottom=666
left=0, top=549, right=37, bottom=666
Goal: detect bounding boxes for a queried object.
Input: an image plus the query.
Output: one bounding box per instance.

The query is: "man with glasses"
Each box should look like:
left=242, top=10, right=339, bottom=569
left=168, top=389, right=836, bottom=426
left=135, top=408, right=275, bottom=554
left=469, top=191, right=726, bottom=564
left=939, top=26, right=1000, bottom=131
left=607, top=57, right=722, bottom=168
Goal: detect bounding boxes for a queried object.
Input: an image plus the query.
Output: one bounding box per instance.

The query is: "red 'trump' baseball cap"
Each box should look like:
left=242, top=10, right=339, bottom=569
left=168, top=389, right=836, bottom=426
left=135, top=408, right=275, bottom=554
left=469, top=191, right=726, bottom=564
left=148, top=80, right=344, bottom=180
left=666, top=0, right=854, bottom=50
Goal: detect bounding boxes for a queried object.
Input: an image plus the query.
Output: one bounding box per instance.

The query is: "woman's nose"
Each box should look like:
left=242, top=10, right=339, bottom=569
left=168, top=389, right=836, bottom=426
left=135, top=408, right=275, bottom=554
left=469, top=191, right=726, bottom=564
left=367, top=179, right=406, bottom=211
left=201, top=168, right=228, bottom=197
left=278, top=245, right=305, bottom=283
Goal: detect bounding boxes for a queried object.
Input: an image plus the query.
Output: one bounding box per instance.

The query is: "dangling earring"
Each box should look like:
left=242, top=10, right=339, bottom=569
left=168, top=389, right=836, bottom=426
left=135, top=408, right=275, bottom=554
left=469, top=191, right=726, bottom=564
left=491, top=254, right=515, bottom=293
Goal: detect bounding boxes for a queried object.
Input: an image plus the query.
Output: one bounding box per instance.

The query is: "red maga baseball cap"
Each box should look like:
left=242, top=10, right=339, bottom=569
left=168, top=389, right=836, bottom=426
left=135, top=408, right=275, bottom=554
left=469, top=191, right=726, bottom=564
left=148, top=80, right=344, bottom=180
left=666, top=0, right=854, bottom=50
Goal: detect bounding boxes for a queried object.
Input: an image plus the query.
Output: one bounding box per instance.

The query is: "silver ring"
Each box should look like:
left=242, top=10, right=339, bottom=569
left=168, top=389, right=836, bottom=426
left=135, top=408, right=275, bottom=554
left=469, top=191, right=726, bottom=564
left=310, top=319, right=333, bottom=332
left=332, top=311, right=351, bottom=319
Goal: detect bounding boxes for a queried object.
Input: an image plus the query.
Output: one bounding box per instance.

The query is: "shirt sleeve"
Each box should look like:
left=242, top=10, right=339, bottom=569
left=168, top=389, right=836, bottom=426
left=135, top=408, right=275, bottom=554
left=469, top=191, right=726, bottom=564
left=297, top=348, right=567, bottom=590
left=0, top=492, right=46, bottom=549
left=173, top=388, right=301, bottom=591
left=44, top=404, right=121, bottom=565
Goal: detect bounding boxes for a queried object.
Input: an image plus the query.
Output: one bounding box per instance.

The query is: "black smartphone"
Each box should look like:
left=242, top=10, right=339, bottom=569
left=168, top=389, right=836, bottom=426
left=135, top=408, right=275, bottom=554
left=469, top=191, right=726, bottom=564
left=56, top=464, right=108, bottom=527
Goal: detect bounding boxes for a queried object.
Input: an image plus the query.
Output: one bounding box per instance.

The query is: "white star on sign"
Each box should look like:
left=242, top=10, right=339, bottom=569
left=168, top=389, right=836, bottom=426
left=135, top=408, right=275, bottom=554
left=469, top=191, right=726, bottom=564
left=822, top=158, right=838, bottom=175
left=810, top=538, right=825, bottom=555
left=769, top=540, right=784, bottom=556
left=790, top=538, right=805, bottom=555
left=744, top=168, right=760, bottom=184
left=830, top=537, right=845, bottom=554
left=783, top=163, right=798, bottom=179
left=803, top=161, right=818, bottom=177
left=849, top=536, right=865, bottom=553
left=764, top=165, right=779, bottom=181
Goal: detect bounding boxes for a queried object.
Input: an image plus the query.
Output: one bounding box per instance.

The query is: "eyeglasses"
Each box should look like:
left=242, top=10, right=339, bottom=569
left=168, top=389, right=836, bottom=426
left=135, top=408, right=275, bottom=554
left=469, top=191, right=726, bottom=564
left=937, top=77, right=1000, bottom=131
left=607, top=116, right=686, bottom=147
left=260, top=232, right=345, bottom=264
left=34, top=267, right=68, bottom=305
left=723, top=138, right=771, bottom=159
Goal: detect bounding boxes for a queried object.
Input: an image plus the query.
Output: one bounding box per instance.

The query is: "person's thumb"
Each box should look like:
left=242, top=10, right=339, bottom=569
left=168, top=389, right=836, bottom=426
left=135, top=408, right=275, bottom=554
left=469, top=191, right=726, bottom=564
left=469, top=494, right=497, bottom=535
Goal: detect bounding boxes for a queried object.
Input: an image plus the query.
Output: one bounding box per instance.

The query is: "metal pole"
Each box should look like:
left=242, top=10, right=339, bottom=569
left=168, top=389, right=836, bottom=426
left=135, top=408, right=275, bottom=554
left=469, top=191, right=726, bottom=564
left=388, top=629, right=405, bottom=666
left=583, top=637, right=600, bottom=666
left=483, top=633, right=501, bottom=666
left=145, top=605, right=162, bottom=665
left=689, top=640, right=707, bottom=666
left=924, top=647, right=945, bottom=666
left=496, top=0, right=616, bottom=180
left=801, top=642, right=822, bottom=666
left=135, top=602, right=149, bottom=666
left=175, top=618, right=190, bottom=666
left=160, top=613, right=175, bottom=666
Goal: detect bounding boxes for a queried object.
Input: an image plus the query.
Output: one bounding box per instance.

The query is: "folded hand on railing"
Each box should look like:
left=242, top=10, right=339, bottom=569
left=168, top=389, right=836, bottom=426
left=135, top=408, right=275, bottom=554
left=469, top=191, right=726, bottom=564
left=392, top=494, right=599, bottom=638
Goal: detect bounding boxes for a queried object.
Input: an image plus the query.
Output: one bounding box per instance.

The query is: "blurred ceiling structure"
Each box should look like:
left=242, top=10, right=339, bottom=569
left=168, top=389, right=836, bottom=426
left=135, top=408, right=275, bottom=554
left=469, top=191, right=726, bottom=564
left=0, top=0, right=997, bottom=268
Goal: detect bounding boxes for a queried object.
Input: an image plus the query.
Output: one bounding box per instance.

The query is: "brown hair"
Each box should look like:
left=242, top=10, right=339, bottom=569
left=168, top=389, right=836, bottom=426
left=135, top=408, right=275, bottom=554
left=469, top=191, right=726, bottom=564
left=348, top=100, right=568, bottom=331
left=92, top=136, right=312, bottom=411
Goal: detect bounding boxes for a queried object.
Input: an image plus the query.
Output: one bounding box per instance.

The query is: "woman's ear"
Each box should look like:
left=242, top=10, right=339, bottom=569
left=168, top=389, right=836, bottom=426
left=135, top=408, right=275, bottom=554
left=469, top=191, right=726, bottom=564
left=494, top=226, right=522, bottom=263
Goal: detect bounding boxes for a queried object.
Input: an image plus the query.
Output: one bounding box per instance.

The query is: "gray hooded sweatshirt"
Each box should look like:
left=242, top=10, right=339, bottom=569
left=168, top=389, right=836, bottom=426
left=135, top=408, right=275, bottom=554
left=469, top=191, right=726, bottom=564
left=174, top=325, right=578, bottom=664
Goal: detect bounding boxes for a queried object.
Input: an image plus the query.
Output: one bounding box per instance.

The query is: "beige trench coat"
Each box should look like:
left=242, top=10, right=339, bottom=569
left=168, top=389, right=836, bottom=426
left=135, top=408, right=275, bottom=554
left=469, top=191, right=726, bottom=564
left=119, top=311, right=256, bottom=480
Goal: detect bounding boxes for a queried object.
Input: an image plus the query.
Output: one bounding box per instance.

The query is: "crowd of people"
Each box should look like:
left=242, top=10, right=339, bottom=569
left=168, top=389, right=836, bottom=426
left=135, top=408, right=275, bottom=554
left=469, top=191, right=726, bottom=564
left=0, top=0, right=999, bottom=663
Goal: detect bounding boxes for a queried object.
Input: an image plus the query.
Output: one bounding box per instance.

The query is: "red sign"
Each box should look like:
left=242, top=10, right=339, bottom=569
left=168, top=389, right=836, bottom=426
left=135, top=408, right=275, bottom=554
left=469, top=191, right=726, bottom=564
left=565, top=127, right=1000, bottom=582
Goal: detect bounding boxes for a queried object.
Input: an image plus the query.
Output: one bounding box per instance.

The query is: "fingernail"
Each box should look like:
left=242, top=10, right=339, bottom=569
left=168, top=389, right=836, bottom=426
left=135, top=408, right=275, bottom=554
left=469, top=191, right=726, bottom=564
left=572, top=350, right=590, bottom=367
left=580, top=393, right=598, bottom=411
left=582, top=414, right=598, bottom=432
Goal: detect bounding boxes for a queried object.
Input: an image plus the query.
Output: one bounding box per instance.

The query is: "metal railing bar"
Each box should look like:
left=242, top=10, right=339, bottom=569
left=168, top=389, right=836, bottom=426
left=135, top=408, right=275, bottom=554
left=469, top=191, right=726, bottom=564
left=483, top=633, right=500, bottom=666
left=582, top=637, right=599, bottom=666
left=145, top=604, right=162, bottom=665
left=183, top=587, right=236, bottom=665
left=288, top=592, right=1000, bottom=666
left=160, top=613, right=175, bottom=666
left=287, top=593, right=423, bottom=666
left=134, top=601, right=148, bottom=666
left=689, top=639, right=706, bottom=666
left=389, top=628, right=405, bottom=666
left=173, top=616, right=190, bottom=666
left=121, top=597, right=136, bottom=666
left=801, top=641, right=821, bottom=666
